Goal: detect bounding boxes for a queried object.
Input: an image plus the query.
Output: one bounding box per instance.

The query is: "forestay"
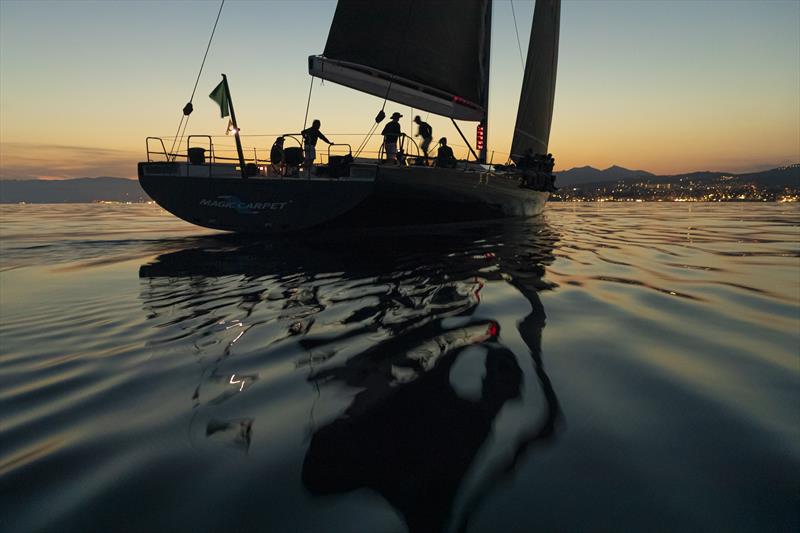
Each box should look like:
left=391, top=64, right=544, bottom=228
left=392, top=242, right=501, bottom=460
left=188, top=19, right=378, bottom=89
left=510, top=0, right=560, bottom=162
left=309, top=0, right=491, bottom=121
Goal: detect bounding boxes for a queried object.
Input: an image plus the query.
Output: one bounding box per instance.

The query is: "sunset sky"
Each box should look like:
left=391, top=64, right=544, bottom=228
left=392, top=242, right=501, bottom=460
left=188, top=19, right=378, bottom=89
left=1, top=0, right=798, bottom=179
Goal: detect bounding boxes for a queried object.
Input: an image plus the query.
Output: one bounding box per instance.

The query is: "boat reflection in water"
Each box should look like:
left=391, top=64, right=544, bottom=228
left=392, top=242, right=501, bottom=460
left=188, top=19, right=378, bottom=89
left=139, top=220, right=561, bottom=532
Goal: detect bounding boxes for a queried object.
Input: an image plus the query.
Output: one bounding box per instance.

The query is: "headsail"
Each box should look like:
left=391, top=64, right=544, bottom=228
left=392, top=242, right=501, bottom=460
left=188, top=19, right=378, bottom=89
left=309, top=0, right=491, bottom=121
left=510, top=0, right=560, bottom=162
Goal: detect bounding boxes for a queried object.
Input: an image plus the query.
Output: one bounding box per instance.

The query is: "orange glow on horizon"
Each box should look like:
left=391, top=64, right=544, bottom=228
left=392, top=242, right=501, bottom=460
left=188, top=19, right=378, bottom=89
left=0, top=0, right=797, bottom=180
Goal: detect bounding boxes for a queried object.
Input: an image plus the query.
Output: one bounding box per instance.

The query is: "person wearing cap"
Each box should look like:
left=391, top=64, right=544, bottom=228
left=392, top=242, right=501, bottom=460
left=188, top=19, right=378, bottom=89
left=435, top=137, right=457, bottom=168
left=413, top=115, right=433, bottom=164
left=381, top=112, right=403, bottom=164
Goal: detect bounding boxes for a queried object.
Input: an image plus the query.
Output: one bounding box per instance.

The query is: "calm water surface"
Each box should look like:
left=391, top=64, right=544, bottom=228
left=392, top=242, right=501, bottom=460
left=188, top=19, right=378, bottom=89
left=1, top=203, right=798, bottom=532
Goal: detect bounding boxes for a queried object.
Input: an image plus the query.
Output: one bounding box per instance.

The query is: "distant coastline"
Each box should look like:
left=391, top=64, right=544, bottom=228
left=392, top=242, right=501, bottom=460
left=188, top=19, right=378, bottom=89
left=1, top=165, right=797, bottom=204
left=552, top=163, right=799, bottom=202
left=0, top=177, right=147, bottom=204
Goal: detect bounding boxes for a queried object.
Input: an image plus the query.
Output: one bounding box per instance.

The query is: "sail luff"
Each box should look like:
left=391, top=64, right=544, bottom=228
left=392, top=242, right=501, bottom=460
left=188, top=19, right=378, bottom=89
left=510, top=0, right=560, bottom=162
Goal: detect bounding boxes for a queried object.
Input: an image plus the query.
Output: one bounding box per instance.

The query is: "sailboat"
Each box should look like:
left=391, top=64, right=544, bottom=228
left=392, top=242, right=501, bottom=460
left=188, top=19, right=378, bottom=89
left=138, top=0, right=561, bottom=233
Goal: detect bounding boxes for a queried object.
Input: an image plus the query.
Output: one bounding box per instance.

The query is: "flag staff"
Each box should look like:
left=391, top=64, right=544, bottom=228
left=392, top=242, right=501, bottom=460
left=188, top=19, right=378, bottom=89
left=221, top=74, right=248, bottom=177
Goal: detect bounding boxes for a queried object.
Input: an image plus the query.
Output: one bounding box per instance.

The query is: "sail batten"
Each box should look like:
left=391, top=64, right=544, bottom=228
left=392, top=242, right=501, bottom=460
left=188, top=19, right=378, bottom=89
left=511, top=0, right=560, bottom=161
left=312, top=0, right=490, bottom=120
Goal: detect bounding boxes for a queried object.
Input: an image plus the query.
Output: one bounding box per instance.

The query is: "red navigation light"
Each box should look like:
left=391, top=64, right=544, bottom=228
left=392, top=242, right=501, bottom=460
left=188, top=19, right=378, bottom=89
left=476, top=124, right=485, bottom=151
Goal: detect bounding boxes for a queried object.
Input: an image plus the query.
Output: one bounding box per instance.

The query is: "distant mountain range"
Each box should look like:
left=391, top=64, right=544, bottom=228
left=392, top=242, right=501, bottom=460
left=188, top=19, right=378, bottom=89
left=555, top=164, right=799, bottom=187
left=0, top=177, right=147, bottom=203
left=555, top=165, right=655, bottom=186
left=0, top=165, right=797, bottom=203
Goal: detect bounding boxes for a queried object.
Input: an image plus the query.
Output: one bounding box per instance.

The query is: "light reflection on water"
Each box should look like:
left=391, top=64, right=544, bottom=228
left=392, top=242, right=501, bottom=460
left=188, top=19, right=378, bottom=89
left=0, top=203, right=798, bottom=532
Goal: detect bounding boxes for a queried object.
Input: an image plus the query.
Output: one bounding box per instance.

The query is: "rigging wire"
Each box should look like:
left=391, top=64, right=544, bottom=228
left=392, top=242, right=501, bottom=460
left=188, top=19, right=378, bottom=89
left=176, top=117, right=191, bottom=157
left=352, top=0, right=417, bottom=158
left=189, top=0, right=226, bottom=103
left=167, top=115, right=187, bottom=162
left=302, top=77, right=315, bottom=131
left=354, top=122, right=379, bottom=158
left=510, top=0, right=525, bottom=70
left=352, top=0, right=419, bottom=160
left=169, top=0, right=226, bottom=160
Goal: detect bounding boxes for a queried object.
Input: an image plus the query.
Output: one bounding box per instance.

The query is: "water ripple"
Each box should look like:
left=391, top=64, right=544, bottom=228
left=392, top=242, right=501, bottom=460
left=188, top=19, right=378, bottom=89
left=0, top=202, right=798, bottom=532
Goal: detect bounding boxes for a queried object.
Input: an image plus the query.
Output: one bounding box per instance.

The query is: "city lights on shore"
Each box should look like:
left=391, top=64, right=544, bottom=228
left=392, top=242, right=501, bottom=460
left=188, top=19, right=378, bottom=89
left=552, top=177, right=798, bottom=203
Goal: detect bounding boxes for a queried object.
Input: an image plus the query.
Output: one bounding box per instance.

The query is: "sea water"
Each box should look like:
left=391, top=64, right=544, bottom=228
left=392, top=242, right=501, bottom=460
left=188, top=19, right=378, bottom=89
left=1, top=203, right=798, bottom=532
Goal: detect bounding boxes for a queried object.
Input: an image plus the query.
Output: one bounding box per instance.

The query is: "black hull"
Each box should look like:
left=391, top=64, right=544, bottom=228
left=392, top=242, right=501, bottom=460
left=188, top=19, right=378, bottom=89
left=343, top=165, right=548, bottom=227
left=138, top=162, right=548, bottom=233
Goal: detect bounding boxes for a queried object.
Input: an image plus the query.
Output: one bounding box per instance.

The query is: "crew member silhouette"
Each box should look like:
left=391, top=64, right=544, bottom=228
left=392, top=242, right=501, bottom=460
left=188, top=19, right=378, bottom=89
left=414, top=115, right=433, bottom=164
left=381, top=112, right=403, bottom=164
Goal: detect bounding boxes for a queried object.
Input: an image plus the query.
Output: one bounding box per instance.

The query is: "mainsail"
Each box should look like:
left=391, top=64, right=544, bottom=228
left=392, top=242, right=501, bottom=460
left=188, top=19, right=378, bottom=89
left=309, top=0, right=491, bottom=121
left=510, top=0, right=560, bottom=162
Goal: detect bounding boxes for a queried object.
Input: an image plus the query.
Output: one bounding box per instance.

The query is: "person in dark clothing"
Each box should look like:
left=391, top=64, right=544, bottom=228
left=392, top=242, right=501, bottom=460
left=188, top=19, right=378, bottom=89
left=269, top=136, right=285, bottom=175
left=435, top=137, right=457, bottom=168
left=413, top=115, right=433, bottom=164
left=518, top=147, right=536, bottom=170
left=381, top=112, right=403, bottom=164
left=301, top=119, right=332, bottom=174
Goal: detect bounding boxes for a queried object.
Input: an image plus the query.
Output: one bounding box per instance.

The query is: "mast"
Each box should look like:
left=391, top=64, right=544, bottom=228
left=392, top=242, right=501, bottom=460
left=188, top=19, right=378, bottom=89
left=510, top=0, right=560, bottom=162
left=479, top=0, right=492, bottom=163
left=222, top=74, right=247, bottom=178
